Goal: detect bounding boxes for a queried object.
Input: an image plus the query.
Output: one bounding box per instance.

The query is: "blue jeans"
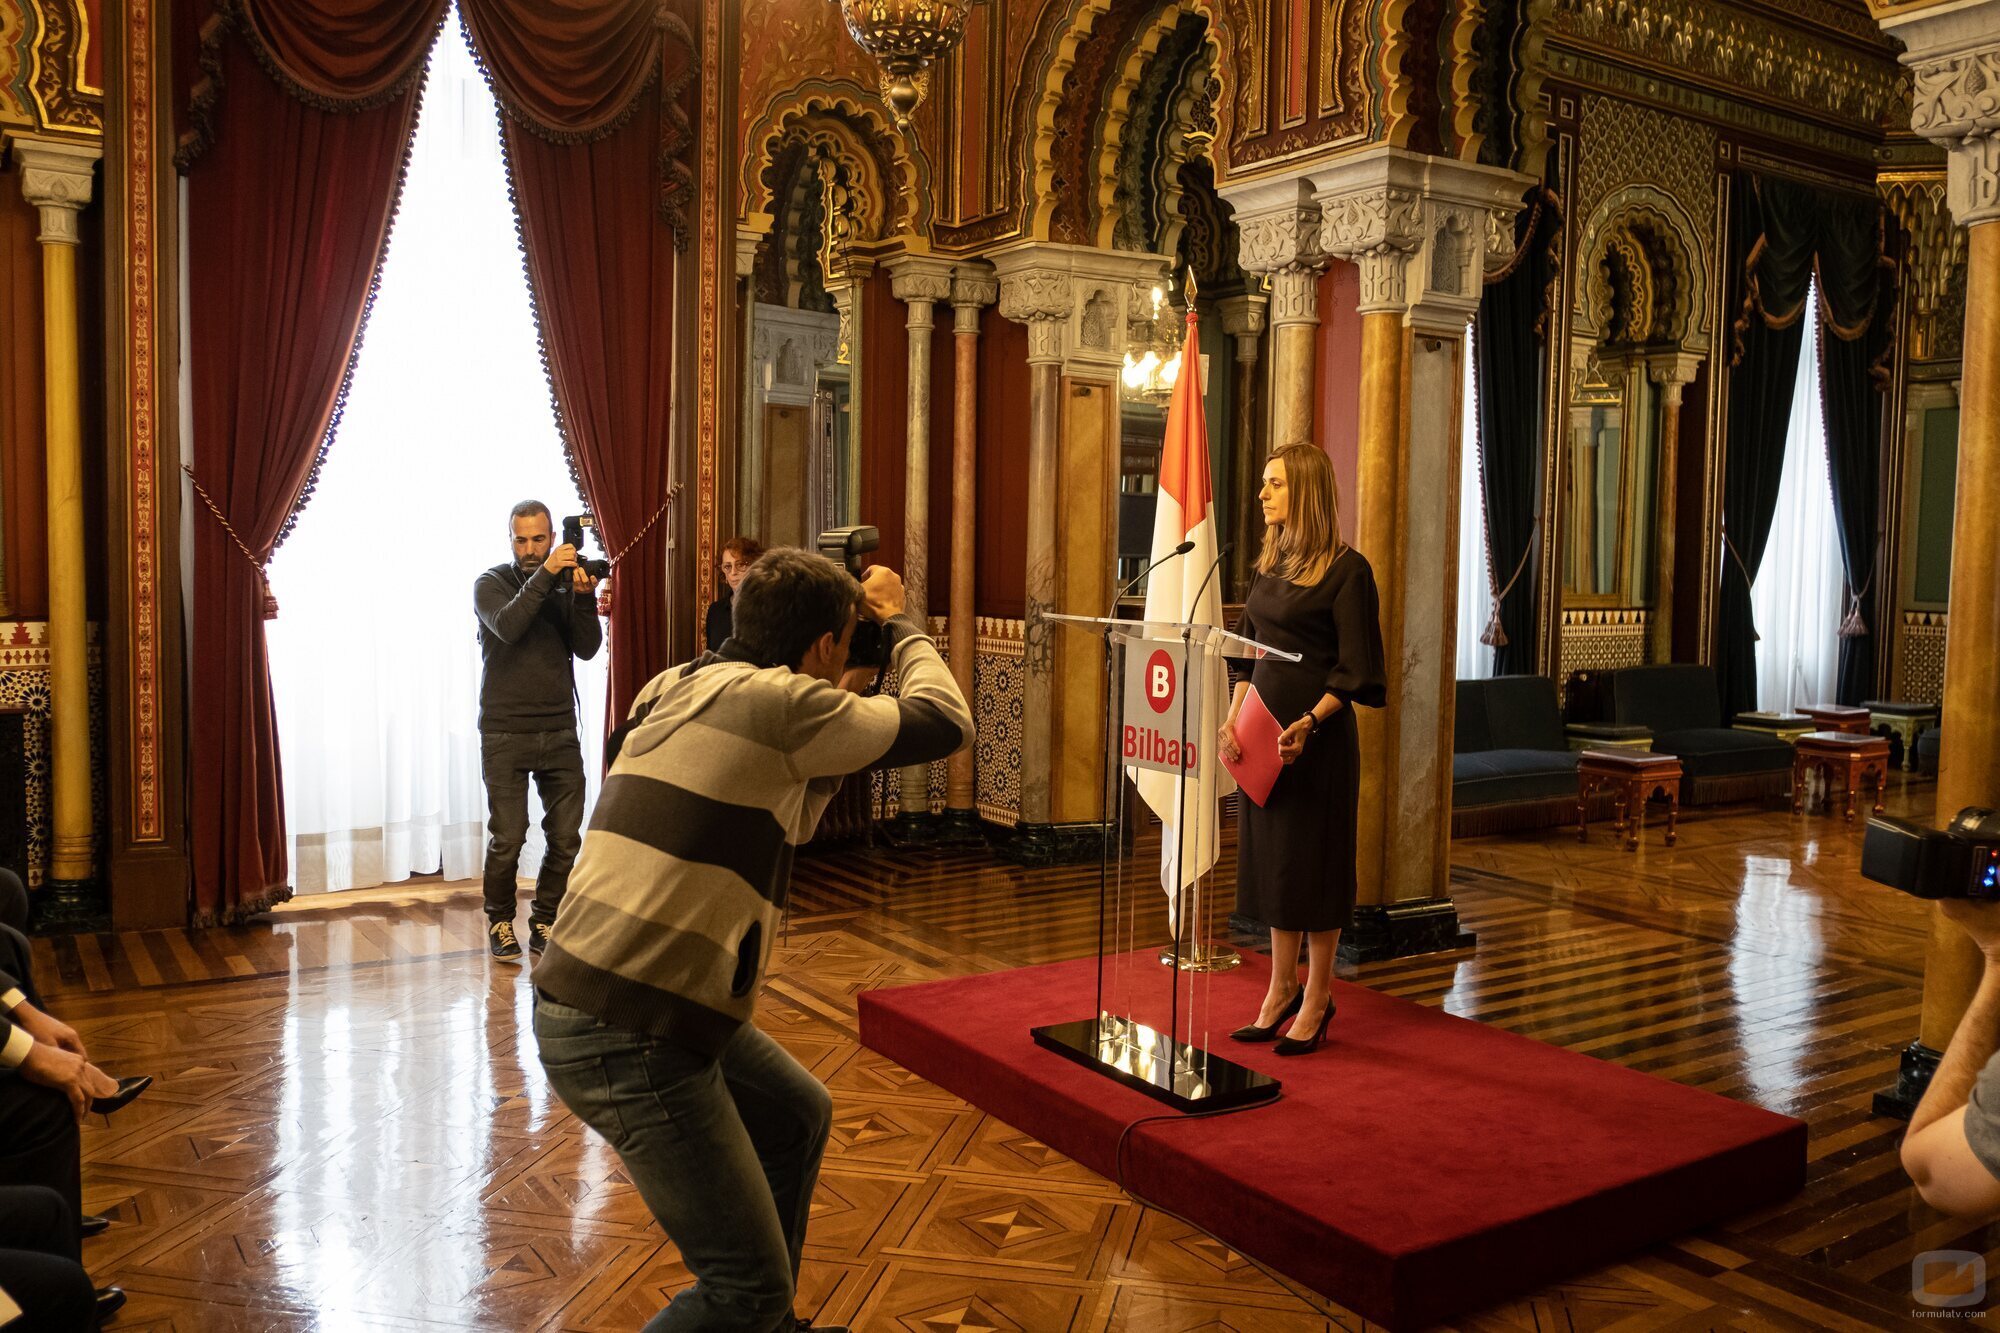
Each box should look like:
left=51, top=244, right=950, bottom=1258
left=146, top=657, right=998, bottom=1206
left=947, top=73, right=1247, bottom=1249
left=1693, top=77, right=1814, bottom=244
left=533, top=995, right=833, bottom=1332
left=481, top=728, right=585, bottom=926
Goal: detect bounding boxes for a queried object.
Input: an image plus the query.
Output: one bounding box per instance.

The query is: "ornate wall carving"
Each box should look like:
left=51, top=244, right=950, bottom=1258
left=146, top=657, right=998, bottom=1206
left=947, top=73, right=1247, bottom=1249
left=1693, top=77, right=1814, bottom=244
left=1573, top=95, right=1717, bottom=271
left=1882, top=175, right=1970, bottom=362
left=0, top=621, right=105, bottom=887
left=1546, top=0, right=1903, bottom=139
left=1559, top=608, right=1649, bottom=682
left=1901, top=611, right=1947, bottom=705
left=975, top=617, right=1025, bottom=827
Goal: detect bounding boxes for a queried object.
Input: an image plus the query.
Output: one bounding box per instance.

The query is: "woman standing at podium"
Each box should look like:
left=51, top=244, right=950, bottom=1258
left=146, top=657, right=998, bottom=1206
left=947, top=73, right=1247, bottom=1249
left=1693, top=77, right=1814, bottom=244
left=1218, top=443, right=1386, bottom=1055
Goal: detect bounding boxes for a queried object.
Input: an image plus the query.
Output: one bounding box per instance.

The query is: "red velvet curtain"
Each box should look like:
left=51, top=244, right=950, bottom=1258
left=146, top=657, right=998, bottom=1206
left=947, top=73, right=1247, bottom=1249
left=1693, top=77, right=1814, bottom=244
left=180, top=3, right=442, bottom=924
left=462, top=0, right=698, bottom=723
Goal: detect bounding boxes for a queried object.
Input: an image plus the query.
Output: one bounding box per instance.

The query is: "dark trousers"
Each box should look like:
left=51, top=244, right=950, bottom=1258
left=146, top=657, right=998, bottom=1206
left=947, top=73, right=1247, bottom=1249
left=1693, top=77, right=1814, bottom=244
left=535, top=997, right=833, bottom=1332
left=0, top=927, right=81, bottom=1253
left=0, top=1186, right=93, bottom=1331
left=480, top=729, right=586, bottom=927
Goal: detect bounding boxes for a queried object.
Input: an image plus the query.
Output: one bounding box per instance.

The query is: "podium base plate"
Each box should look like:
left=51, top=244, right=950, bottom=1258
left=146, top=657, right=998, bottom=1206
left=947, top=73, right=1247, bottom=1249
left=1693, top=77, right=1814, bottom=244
left=1158, top=944, right=1241, bottom=972
left=1030, top=1015, right=1280, bottom=1113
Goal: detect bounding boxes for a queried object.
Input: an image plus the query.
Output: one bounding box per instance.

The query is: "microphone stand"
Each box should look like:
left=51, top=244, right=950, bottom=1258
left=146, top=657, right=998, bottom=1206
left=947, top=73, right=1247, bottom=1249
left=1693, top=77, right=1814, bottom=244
left=1165, top=542, right=1234, bottom=1063
left=1092, top=539, right=1195, bottom=1047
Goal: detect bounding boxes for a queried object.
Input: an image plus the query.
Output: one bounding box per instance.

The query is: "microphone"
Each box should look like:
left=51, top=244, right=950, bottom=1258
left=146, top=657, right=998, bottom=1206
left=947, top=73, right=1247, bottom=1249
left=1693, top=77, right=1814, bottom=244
left=1188, top=541, right=1236, bottom=618
left=1110, top=538, right=1195, bottom=613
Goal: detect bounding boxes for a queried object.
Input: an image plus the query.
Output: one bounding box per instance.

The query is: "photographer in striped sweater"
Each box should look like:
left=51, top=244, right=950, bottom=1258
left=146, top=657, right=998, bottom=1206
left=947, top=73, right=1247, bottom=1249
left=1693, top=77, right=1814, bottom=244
left=533, top=547, right=972, bottom=1333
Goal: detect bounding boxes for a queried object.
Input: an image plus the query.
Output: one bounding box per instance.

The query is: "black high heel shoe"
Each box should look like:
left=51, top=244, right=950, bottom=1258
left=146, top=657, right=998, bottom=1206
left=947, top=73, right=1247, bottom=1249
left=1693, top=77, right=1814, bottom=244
left=1274, top=998, right=1334, bottom=1056
left=1228, top=988, right=1304, bottom=1043
left=90, top=1075, right=151, bottom=1118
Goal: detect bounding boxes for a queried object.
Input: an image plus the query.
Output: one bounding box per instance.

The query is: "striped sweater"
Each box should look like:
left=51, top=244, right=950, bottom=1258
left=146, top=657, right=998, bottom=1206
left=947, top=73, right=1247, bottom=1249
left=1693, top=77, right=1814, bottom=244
left=535, top=612, right=973, bottom=1054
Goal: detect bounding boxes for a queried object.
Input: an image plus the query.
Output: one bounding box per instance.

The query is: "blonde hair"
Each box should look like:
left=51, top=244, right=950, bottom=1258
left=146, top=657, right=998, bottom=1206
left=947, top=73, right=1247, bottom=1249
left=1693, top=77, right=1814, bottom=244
left=1255, top=443, right=1345, bottom=586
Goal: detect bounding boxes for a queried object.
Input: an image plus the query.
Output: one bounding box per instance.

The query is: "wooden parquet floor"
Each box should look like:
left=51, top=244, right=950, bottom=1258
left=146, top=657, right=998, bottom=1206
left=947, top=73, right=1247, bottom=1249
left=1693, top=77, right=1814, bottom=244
left=29, top=777, right=1985, bottom=1330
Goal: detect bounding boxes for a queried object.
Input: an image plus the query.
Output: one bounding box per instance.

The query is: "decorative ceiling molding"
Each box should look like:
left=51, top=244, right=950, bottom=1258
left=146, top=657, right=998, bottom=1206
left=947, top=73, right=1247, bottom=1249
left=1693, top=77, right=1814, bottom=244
left=1547, top=50, right=1882, bottom=160
left=1545, top=0, right=1905, bottom=139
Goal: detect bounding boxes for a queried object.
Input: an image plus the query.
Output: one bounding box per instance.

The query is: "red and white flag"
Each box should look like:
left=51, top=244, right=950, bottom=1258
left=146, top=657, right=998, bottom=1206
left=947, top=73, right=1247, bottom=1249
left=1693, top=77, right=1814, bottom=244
left=1132, top=305, right=1233, bottom=917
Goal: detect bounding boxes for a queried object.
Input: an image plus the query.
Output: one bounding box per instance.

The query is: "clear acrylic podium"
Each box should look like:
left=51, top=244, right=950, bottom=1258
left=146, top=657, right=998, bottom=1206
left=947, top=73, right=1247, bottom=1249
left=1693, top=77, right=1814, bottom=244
left=1028, top=612, right=1298, bottom=1112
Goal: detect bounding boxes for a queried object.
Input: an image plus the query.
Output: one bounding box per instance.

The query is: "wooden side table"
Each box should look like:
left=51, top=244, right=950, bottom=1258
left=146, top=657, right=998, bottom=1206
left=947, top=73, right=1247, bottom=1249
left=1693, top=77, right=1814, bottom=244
left=1802, top=704, right=1872, bottom=736
left=1577, top=750, right=1683, bottom=851
left=1862, top=700, right=1940, bottom=772
left=1734, top=712, right=1814, bottom=743
left=1792, top=731, right=1891, bottom=821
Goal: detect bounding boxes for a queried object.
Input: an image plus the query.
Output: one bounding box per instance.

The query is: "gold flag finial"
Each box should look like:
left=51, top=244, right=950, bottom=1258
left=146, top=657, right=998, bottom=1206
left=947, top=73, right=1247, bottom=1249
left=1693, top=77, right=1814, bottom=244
left=1184, top=267, right=1199, bottom=308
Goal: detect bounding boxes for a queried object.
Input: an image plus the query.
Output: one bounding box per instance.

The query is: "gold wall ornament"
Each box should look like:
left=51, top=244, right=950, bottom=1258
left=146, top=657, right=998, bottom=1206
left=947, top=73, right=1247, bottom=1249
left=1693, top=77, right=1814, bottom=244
left=835, top=0, right=973, bottom=130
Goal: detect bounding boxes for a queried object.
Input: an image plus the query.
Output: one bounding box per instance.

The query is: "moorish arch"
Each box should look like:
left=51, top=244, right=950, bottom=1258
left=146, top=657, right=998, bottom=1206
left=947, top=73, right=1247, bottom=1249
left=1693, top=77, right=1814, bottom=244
left=741, top=83, right=932, bottom=244
left=1015, top=0, right=1243, bottom=244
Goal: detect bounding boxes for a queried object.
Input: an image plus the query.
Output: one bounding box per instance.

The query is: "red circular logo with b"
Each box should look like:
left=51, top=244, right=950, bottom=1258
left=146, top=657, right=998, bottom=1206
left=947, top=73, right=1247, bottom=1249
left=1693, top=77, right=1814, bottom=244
left=1145, top=649, right=1177, bottom=714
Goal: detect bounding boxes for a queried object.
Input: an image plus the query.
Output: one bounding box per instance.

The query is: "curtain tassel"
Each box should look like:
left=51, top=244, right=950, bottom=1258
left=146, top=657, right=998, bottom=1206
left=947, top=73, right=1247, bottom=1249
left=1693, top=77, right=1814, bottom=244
left=1480, top=538, right=1537, bottom=649
left=1838, top=595, right=1868, bottom=639
left=184, top=464, right=280, bottom=620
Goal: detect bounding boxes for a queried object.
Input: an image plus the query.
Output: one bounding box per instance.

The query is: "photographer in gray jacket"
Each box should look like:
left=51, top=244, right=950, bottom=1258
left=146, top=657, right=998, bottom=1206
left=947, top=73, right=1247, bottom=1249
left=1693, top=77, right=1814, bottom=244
left=474, top=500, right=602, bottom=961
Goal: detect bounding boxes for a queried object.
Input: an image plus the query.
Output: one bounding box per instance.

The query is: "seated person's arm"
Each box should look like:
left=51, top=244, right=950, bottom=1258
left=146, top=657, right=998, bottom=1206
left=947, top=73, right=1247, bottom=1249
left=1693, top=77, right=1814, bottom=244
left=1903, top=901, right=2000, bottom=1216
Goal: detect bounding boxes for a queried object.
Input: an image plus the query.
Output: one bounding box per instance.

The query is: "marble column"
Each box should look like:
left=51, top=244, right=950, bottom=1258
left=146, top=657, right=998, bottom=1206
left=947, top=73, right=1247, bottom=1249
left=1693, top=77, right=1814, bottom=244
left=828, top=255, right=874, bottom=523
left=1217, top=293, right=1269, bottom=600
left=1867, top=0, right=2000, bottom=1117
left=736, top=221, right=769, bottom=538
left=1647, top=353, right=1703, bottom=663
left=944, top=266, right=998, bottom=836
left=993, top=243, right=1168, bottom=855
left=8, top=134, right=101, bottom=916
left=1315, top=148, right=1529, bottom=960
left=1227, top=181, right=1325, bottom=453
left=994, top=265, right=1070, bottom=833
left=886, top=255, right=956, bottom=836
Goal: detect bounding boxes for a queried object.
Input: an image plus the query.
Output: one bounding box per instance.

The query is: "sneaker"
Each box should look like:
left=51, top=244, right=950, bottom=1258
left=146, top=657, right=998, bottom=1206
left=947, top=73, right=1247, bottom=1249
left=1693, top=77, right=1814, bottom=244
left=489, top=920, right=523, bottom=962
left=528, top=920, right=552, bottom=955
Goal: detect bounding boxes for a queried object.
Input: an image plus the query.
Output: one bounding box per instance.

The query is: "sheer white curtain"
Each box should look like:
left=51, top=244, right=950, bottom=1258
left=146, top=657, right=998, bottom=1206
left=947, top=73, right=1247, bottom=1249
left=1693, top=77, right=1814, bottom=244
left=1456, top=321, right=1494, bottom=680
left=1750, top=285, right=1845, bottom=712
left=268, top=10, right=608, bottom=895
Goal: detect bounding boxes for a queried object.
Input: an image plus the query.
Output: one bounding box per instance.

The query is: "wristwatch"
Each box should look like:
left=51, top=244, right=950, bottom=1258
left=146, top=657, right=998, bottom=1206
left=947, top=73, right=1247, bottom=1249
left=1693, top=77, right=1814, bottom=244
left=1299, top=713, right=1318, bottom=735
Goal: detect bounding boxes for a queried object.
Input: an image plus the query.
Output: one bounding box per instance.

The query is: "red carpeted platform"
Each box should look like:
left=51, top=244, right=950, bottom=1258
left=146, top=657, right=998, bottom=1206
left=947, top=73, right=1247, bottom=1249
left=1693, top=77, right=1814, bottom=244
left=859, top=949, right=1805, bottom=1330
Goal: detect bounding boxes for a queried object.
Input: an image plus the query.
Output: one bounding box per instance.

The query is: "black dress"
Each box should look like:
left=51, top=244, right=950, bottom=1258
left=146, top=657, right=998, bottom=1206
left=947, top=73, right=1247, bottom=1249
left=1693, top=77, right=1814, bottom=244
left=1234, top=548, right=1388, bottom=932
left=704, top=592, right=732, bottom=652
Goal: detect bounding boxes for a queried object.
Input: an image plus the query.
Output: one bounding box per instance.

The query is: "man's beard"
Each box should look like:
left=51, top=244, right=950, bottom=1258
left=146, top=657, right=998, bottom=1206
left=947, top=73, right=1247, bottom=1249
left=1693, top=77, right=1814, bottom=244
left=518, top=555, right=544, bottom=571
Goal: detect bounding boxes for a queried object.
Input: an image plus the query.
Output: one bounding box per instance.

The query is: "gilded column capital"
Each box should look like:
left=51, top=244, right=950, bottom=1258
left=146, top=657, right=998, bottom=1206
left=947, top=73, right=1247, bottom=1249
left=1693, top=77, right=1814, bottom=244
left=888, top=253, right=956, bottom=314
left=1216, top=292, right=1269, bottom=362
left=735, top=217, right=770, bottom=280
left=991, top=241, right=1167, bottom=373
left=1309, top=147, right=1530, bottom=331
left=1881, top=2, right=2000, bottom=227
left=950, top=264, right=998, bottom=324
left=1647, top=350, right=1706, bottom=407
left=1222, top=179, right=1326, bottom=331
left=6, top=134, right=100, bottom=246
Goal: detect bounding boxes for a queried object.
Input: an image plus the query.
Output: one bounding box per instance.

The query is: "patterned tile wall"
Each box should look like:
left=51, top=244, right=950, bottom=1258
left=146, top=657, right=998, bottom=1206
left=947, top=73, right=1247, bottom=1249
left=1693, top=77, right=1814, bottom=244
left=873, top=616, right=953, bottom=819
left=1901, top=611, right=1947, bottom=705
left=974, top=617, right=1024, bottom=828
left=0, top=621, right=107, bottom=887
left=1559, top=608, right=1649, bottom=686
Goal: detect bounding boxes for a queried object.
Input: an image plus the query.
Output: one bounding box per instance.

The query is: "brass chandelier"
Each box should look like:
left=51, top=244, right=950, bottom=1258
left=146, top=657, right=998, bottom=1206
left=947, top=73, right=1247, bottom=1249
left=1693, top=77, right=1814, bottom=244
left=836, top=0, right=973, bottom=129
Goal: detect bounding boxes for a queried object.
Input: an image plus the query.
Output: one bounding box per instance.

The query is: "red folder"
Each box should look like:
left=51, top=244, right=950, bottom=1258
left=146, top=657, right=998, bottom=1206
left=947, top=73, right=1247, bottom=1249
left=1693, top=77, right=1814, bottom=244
left=1224, top=685, right=1283, bottom=808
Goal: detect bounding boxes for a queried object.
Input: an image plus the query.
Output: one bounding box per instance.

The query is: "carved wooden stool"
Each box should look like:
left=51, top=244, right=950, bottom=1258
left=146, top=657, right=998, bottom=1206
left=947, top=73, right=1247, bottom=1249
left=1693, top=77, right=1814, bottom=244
left=1577, top=750, right=1683, bottom=852
left=1802, top=704, right=1872, bottom=736
left=1791, top=731, right=1891, bottom=821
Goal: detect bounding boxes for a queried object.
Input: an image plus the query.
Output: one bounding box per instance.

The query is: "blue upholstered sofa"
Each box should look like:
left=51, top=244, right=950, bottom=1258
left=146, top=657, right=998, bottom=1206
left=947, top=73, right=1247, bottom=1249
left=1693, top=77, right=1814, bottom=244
left=1602, top=664, right=1792, bottom=804
left=1452, top=675, right=1591, bottom=836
